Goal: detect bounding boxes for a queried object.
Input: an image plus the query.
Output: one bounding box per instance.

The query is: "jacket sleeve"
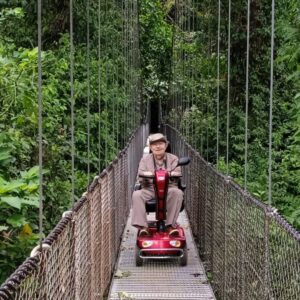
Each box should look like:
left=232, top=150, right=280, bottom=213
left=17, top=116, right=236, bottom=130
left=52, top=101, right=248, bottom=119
left=137, top=156, right=153, bottom=187
left=169, top=155, right=182, bottom=176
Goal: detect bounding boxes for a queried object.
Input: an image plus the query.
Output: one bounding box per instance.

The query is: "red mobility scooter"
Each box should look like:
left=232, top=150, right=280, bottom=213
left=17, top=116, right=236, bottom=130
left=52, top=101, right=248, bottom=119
left=135, top=157, right=190, bottom=266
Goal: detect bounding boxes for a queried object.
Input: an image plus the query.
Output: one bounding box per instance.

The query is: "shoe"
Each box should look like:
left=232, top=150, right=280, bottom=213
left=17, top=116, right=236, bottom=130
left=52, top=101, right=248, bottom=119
left=168, top=228, right=180, bottom=237
left=139, top=228, right=151, bottom=237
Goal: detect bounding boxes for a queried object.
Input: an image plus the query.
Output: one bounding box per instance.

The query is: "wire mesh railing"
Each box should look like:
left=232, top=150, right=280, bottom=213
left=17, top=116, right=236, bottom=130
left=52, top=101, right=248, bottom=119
left=0, top=124, right=149, bottom=300
left=165, top=124, right=300, bottom=300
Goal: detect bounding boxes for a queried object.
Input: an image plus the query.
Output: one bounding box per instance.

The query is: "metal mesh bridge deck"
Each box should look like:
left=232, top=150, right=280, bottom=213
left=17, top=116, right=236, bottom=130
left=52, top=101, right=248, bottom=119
left=108, top=211, right=216, bottom=300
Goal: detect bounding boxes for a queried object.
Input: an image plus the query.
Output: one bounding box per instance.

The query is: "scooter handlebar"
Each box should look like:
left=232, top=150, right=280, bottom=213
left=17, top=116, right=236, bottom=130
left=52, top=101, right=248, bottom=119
left=139, top=171, right=155, bottom=178
left=139, top=171, right=182, bottom=178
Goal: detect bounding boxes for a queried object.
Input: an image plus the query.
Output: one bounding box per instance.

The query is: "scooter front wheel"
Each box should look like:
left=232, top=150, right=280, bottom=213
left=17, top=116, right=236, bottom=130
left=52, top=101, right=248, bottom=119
left=179, top=246, right=187, bottom=266
left=135, top=246, right=143, bottom=267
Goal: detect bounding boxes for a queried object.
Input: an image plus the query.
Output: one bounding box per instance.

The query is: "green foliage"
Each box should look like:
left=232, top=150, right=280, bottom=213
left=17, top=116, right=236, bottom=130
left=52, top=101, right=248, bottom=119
left=0, top=133, right=42, bottom=282
left=0, top=0, right=142, bottom=283
left=139, top=0, right=173, bottom=109
left=167, top=0, right=300, bottom=230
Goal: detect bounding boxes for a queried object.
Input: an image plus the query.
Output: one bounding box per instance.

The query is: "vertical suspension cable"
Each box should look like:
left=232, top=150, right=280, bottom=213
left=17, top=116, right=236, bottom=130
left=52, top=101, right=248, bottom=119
left=134, top=0, right=138, bottom=129
left=206, top=3, right=212, bottom=162
left=105, top=0, right=108, bottom=163
left=70, top=0, right=75, bottom=205
left=186, top=1, right=190, bottom=140
left=112, top=0, right=116, bottom=151
left=86, top=0, right=91, bottom=181
left=244, top=0, right=251, bottom=189
left=124, top=0, right=128, bottom=139
left=174, top=0, right=178, bottom=130
left=268, top=0, right=275, bottom=205
left=115, top=1, right=122, bottom=149
left=216, top=0, right=221, bottom=169
left=37, top=0, right=43, bottom=244
left=226, top=0, right=231, bottom=175
left=98, top=0, right=102, bottom=171
left=136, top=0, right=142, bottom=126
left=172, top=0, right=175, bottom=128
left=180, top=2, right=184, bottom=134
left=116, top=0, right=119, bottom=149
left=192, top=0, right=197, bottom=148
left=122, top=1, right=126, bottom=144
left=131, top=1, right=135, bottom=130
left=182, top=1, right=186, bottom=137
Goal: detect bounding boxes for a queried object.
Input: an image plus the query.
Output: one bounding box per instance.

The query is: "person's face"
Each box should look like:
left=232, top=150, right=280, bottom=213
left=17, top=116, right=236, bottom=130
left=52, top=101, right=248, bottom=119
left=150, top=141, right=167, bottom=158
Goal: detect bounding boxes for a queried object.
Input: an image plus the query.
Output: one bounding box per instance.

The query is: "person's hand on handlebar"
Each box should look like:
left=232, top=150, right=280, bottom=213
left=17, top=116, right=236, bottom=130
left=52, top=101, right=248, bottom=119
left=139, top=171, right=154, bottom=178
left=169, top=171, right=182, bottom=177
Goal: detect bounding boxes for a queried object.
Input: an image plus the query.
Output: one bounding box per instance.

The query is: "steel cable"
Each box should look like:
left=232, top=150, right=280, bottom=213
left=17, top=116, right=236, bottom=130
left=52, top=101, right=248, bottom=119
left=216, top=0, right=221, bottom=170
left=37, top=0, right=43, bottom=245
left=226, top=0, right=231, bottom=175
left=70, top=0, right=75, bottom=205
left=98, top=0, right=102, bottom=171
left=87, top=0, right=91, bottom=181
left=268, top=0, right=275, bottom=205
left=244, top=0, right=251, bottom=189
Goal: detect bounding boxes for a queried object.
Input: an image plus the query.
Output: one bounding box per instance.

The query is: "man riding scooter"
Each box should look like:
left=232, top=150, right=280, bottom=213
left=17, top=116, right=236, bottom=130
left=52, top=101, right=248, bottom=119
left=131, top=133, right=183, bottom=237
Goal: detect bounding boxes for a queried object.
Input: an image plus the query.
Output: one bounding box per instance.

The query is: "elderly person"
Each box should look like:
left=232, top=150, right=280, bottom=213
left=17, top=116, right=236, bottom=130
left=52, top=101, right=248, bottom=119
left=131, top=133, right=183, bottom=237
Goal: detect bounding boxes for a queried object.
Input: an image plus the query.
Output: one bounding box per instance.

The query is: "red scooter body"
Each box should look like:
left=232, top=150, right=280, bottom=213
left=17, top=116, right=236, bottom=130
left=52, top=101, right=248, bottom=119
left=135, top=161, right=189, bottom=267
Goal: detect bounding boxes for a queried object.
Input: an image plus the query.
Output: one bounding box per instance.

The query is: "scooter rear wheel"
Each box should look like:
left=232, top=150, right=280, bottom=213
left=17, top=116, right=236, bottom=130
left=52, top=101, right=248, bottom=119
left=135, top=246, right=143, bottom=267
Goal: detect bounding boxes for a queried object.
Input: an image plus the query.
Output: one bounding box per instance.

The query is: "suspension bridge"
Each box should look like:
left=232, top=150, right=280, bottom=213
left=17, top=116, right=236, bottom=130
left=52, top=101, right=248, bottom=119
left=0, top=0, right=299, bottom=300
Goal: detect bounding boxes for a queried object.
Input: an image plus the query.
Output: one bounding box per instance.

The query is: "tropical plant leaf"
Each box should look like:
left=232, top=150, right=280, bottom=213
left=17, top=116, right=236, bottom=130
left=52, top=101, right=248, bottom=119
left=0, top=196, right=22, bottom=209
left=6, top=214, right=26, bottom=228
left=22, top=197, right=39, bottom=208
left=0, top=180, right=25, bottom=195
left=0, top=225, right=9, bottom=231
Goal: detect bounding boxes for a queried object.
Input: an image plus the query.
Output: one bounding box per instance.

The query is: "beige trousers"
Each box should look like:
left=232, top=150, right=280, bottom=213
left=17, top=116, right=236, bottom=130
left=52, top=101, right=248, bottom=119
left=131, top=187, right=183, bottom=228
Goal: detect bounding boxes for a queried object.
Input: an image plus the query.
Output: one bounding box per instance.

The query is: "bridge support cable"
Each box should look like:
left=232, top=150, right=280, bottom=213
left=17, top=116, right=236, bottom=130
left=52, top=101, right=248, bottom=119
left=37, top=0, right=44, bottom=249
left=86, top=0, right=91, bottom=182
left=268, top=0, right=275, bottom=206
left=216, top=0, right=221, bottom=170
left=98, top=0, right=102, bottom=171
left=244, top=0, right=251, bottom=190
left=70, top=0, right=75, bottom=206
left=225, top=0, right=231, bottom=176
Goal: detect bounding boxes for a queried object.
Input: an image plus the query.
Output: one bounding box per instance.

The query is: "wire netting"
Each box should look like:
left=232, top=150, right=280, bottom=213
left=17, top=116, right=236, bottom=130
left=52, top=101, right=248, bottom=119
left=0, top=124, right=148, bottom=300
left=166, top=125, right=300, bottom=300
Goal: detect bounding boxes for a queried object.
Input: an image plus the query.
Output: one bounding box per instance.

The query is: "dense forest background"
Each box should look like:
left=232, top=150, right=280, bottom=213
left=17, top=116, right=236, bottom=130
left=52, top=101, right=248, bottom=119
left=0, top=0, right=299, bottom=284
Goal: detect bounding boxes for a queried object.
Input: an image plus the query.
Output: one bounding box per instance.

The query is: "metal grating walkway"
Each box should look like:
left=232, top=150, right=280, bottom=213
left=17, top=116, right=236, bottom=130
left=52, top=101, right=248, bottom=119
left=108, top=210, right=216, bottom=300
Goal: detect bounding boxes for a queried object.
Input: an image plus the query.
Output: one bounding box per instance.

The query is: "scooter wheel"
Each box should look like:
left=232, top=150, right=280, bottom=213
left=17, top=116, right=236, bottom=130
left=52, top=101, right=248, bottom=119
left=135, top=246, right=143, bottom=267
left=179, top=247, right=187, bottom=266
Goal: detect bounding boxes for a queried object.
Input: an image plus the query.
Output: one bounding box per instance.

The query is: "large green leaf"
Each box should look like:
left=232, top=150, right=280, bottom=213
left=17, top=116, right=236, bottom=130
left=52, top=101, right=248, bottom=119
left=22, top=196, right=39, bottom=208
left=20, top=166, right=39, bottom=181
left=0, top=150, right=11, bottom=162
left=20, top=166, right=49, bottom=182
left=0, top=196, right=22, bottom=209
left=6, top=214, right=26, bottom=228
left=0, top=225, right=8, bottom=231
left=21, top=183, right=38, bottom=193
left=0, top=180, right=25, bottom=195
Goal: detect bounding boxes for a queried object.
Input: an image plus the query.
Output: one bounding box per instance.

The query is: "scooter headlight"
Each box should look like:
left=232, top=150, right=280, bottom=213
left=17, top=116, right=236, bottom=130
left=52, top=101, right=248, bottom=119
left=170, top=240, right=181, bottom=248
left=142, top=240, right=153, bottom=248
